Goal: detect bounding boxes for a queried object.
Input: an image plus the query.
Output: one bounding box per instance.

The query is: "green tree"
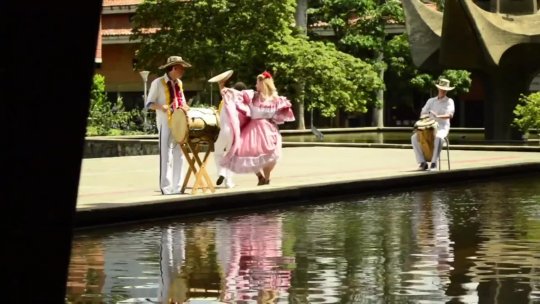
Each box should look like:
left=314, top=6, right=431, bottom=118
left=131, top=0, right=297, bottom=118
left=513, top=92, right=540, bottom=139
left=410, top=69, right=472, bottom=97
left=131, top=0, right=296, bottom=81
left=282, top=0, right=383, bottom=129
left=309, top=0, right=405, bottom=126
left=268, top=36, right=383, bottom=117
left=310, top=0, right=405, bottom=57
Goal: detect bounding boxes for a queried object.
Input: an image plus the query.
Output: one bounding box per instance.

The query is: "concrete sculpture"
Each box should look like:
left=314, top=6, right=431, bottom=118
left=402, top=0, right=540, bottom=140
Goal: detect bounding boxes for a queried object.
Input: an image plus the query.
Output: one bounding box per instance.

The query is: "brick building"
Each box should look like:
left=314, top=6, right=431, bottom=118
left=96, top=0, right=145, bottom=109
left=96, top=0, right=201, bottom=110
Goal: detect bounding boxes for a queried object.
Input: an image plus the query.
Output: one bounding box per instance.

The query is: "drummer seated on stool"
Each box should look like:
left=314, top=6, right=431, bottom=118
left=411, top=78, right=455, bottom=171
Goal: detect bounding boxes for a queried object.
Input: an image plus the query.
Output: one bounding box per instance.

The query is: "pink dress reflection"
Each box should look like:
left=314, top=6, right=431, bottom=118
left=218, top=215, right=292, bottom=303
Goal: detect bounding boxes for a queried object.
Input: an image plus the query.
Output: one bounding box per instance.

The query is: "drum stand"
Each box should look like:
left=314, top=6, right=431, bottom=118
left=180, top=141, right=215, bottom=194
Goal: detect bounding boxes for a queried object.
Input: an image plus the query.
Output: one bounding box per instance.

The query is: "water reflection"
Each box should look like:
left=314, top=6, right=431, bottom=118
left=216, top=215, right=292, bottom=303
left=66, top=174, right=540, bottom=303
left=282, top=131, right=485, bottom=145
left=398, top=191, right=454, bottom=301
left=160, top=227, right=186, bottom=302
left=282, top=131, right=538, bottom=146
left=462, top=182, right=540, bottom=304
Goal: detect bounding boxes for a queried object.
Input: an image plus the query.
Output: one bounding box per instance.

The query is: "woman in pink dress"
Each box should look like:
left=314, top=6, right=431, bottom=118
left=219, top=71, right=295, bottom=185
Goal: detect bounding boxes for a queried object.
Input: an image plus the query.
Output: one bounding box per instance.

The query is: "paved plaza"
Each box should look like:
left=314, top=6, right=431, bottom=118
left=75, top=144, right=539, bottom=227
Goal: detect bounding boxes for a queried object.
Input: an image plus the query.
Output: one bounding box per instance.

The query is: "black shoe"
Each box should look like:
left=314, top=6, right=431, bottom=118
left=216, top=175, right=225, bottom=186
left=256, top=173, right=265, bottom=186
left=429, top=163, right=437, bottom=171
left=258, top=178, right=270, bottom=186
left=418, top=162, right=428, bottom=171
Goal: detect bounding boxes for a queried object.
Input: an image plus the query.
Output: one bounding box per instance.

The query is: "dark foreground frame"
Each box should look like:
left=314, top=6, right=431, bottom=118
left=1, top=2, right=102, bottom=302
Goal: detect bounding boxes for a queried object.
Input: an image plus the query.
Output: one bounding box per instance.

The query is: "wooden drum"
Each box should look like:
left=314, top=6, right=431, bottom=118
left=169, top=107, right=221, bottom=144
left=414, top=117, right=438, bottom=162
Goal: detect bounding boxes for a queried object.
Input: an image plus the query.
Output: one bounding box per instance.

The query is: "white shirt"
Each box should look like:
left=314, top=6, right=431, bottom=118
left=421, top=95, right=455, bottom=132
left=146, top=74, right=186, bottom=126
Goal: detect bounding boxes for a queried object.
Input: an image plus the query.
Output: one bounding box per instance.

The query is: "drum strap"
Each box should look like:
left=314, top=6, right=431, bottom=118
left=161, top=79, right=184, bottom=125
left=161, top=79, right=172, bottom=123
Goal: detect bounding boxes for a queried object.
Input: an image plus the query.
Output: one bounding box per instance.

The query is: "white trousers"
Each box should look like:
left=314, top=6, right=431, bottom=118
left=158, top=121, right=184, bottom=194
left=411, top=128, right=449, bottom=164
left=214, top=110, right=234, bottom=185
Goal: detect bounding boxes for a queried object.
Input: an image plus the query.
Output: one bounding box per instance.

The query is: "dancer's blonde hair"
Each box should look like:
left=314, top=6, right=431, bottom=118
left=257, top=72, right=278, bottom=99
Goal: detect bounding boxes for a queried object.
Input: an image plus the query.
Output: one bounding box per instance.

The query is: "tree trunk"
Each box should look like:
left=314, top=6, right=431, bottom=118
left=295, top=0, right=308, bottom=130
left=296, top=0, right=308, bottom=31
left=373, top=51, right=385, bottom=128
left=296, top=97, right=306, bottom=130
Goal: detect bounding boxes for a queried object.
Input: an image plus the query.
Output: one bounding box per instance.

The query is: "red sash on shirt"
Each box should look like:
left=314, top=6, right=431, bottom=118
left=166, top=80, right=184, bottom=109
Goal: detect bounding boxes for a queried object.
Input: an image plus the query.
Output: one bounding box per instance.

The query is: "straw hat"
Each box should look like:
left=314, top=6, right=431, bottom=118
left=208, top=70, right=234, bottom=83
left=159, top=56, right=192, bottom=69
left=435, top=78, right=455, bottom=91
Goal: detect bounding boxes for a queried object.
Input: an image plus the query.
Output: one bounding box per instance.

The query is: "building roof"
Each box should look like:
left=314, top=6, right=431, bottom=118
left=102, top=29, right=133, bottom=36
left=309, top=18, right=405, bottom=36
left=103, top=0, right=142, bottom=6
left=102, top=28, right=157, bottom=37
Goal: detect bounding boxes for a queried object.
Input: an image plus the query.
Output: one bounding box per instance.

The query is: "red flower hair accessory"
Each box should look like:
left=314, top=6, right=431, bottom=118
left=262, top=71, right=272, bottom=79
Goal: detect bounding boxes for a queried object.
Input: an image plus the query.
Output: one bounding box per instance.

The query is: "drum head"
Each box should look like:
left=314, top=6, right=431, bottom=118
left=169, top=109, right=189, bottom=143
left=414, top=118, right=437, bottom=129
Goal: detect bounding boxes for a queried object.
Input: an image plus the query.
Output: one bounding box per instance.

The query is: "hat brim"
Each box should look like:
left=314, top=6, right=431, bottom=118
left=208, top=70, right=234, bottom=83
left=435, top=84, right=455, bottom=91
left=159, top=61, right=192, bottom=69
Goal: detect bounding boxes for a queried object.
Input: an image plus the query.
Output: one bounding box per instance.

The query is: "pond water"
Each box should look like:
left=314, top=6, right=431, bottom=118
left=282, top=131, right=538, bottom=146
left=66, top=174, right=540, bottom=304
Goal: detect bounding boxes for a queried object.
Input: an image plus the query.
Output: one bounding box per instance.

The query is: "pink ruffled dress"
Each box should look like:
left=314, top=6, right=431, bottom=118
left=220, top=89, right=295, bottom=173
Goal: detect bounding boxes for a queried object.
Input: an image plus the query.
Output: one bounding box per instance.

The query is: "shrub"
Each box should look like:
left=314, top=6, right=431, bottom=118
left=513, top=92, right=540, bottom=138
left=87, top=74, right=146, bottom=136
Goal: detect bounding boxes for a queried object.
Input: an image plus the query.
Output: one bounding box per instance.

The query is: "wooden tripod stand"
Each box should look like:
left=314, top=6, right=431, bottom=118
left=180, top=141, right=215, bottom=194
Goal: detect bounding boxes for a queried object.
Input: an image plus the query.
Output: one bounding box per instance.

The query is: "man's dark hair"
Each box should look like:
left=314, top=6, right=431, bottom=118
left=233, top=82, right=247, bottom=90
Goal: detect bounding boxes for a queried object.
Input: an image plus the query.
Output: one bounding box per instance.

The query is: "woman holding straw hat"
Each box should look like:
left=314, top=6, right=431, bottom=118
left=214, top=81, right=248, bottom=189
left=219, top=71, right=295, bottom=185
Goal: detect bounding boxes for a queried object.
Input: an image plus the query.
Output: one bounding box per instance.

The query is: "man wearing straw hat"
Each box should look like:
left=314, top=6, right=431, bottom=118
left=145, top=56, right=192, bottom=194
left=411, top=78, right=455, bottom=171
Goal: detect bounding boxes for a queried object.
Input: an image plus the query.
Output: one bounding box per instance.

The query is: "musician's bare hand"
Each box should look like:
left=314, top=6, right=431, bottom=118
left=161, top=104, right=169, bottom=112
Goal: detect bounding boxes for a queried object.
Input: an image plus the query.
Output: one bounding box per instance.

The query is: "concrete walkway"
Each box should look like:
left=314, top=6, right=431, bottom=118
left=76, top=145, right=539, bottom=228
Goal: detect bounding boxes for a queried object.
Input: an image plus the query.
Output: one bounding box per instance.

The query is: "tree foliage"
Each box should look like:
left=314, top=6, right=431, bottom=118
left=309, top=0, right=405, bottom=60
left=131, top=0, right=296, bottom=81
left=309, top=0, right=471, bottom=105
left=513, top=91, right=540, bottom=136
left=268, top=35, right=383, bottom=116
left=410, top=69, right=472, bottom=96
